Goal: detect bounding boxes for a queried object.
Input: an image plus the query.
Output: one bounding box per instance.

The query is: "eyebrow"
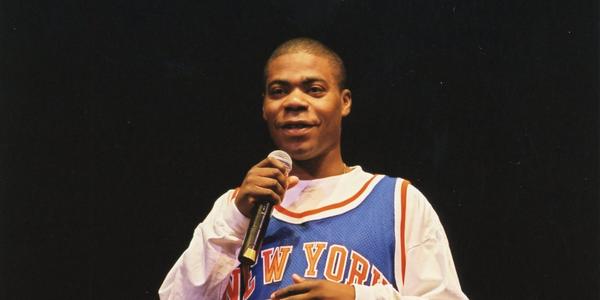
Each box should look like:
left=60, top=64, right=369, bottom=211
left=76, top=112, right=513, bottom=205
left=267, top=80, right=290, bottom=87
left=267, top=77, right=327, bottom=87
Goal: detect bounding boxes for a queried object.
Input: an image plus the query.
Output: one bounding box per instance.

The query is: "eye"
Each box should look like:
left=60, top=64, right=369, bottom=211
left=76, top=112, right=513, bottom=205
left=308, top=85, right=326, bottom=95
left=268, top=86, right=287, bottom=98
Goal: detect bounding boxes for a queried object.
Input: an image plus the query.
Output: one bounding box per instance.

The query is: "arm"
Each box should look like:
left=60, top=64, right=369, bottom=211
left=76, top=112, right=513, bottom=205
left=158, top=190, right=249, bottom=300
left=352, top=231, right=468, bottom=300
left=352, top=183, right=468, bottom=300
left=159, top=157, right=298, bottom=299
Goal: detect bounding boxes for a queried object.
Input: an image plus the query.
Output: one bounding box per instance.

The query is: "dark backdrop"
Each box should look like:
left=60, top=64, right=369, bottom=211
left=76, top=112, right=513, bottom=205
left=2, top=1, right=598, bottom=299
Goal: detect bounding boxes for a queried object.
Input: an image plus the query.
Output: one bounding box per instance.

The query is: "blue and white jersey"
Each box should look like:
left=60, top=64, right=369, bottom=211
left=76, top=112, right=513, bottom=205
left=223, top=174, right=412, bottom=300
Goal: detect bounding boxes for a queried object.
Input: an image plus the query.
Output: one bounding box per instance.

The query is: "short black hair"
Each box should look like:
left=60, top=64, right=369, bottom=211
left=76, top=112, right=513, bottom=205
left=264, top=38, right=347, bottom=89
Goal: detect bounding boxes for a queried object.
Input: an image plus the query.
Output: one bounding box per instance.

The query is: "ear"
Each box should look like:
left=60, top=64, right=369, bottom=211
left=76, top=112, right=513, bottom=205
left=341, top=89, right=352, bottom=117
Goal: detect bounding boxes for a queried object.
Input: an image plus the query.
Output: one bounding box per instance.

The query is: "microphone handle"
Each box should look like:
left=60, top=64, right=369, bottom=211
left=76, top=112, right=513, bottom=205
left=239, top=200, right=274, bottom=265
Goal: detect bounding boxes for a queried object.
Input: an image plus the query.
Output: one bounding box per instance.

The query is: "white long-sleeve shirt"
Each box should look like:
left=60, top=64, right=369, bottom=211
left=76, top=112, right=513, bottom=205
left=159, top=166, right=468, bottom=299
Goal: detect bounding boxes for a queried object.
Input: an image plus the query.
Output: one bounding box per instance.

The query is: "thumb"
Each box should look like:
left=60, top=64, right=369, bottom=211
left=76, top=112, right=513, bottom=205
left=291, top=273, right=306, bottom=283
left=286, top=176, right=300, bottom=189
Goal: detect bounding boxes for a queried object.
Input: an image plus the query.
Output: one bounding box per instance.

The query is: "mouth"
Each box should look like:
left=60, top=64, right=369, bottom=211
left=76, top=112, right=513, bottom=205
left=278, top=122, right=316, bottom=136
left=281, top=124, right=313, bottom=129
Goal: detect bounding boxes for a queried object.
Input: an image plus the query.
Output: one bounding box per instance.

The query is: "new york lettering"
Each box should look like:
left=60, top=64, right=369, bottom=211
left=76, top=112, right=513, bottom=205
left=224, top=242, right=391, bottom=299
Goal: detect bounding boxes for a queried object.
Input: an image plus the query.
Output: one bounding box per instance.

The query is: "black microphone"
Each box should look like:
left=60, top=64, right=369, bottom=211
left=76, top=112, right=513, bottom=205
left=238, top=150, right=292, bottom=266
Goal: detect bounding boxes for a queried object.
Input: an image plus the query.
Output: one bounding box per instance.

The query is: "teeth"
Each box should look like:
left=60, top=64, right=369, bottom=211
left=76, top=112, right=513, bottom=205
left=284, top=124, right=308, bottom=129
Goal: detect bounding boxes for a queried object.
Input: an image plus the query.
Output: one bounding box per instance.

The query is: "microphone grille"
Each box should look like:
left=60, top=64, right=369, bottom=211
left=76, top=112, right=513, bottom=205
left=268, top=150, right=292, bottom=174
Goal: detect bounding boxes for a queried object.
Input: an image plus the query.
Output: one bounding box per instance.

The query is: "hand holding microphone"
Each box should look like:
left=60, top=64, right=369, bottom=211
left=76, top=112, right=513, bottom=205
left=236, top=150, right=298, bottom=265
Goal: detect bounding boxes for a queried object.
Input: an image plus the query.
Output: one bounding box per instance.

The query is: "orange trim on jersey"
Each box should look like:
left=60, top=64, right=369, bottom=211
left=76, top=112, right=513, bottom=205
left=274, top=175, right=378, bottom=218
left=400, top=179, right=410, bottom=285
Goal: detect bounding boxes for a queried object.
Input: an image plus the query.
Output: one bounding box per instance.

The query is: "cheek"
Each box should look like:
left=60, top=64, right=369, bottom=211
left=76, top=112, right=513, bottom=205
left=324, top=111, right=344, bottom=134
left=262, top=106, right=276, bottom=122
left=262, top=103, right=271, bottom=120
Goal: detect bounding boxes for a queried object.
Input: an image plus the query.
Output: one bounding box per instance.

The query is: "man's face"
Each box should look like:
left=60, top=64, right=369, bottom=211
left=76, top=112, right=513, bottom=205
left=263, top=52, right=351, bottom=161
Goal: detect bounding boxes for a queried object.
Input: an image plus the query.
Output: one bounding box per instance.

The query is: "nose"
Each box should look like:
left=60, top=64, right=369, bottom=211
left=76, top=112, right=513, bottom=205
left=282, top=91, right=308, bottom=112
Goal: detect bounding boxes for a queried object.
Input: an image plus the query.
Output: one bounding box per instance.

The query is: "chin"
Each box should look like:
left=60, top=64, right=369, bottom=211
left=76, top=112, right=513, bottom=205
left=289, top=152, right=312, bottom=161
left=278, top=145, right=313, bottom=161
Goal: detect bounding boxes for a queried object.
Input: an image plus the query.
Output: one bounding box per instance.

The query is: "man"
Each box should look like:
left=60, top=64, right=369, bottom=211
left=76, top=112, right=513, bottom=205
left=159, top=38, right=468, bottom=299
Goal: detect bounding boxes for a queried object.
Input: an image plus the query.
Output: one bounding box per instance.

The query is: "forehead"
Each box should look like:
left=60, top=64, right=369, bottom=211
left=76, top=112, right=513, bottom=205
left=266, top=52, right=337, bottom=84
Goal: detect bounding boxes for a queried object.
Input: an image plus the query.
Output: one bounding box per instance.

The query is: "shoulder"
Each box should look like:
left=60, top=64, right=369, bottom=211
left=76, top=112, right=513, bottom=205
left=402, top=180, right=435, bottom=217
left=366, top=172, right=438, bottom=223
left=382, top=176, right=432, bottom=212
left=359, top=170, right=432, bottom=212
left=389, top=177, right=447, bottom=246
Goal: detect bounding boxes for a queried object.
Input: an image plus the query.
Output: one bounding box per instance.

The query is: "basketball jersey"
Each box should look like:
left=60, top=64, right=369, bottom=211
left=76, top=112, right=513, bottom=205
left=223, top=175, right=407, bottom=300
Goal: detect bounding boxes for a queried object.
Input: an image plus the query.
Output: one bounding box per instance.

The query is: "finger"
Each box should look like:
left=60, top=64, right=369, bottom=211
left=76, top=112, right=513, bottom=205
left=253, top=156, right=277, bottom=168
left=251, top=167, right=287, bottom=188
left=255, top=157, right=289, bottom=175
left=267, top=156, right=291, bottom=175
left=271, top=282, right=310, bottom=299
left=291, top=273, right=305, bottom=284
left=242, top=185, right=282, bottom=205
left=278, top=295, right=308, bottom=300
left=248, top=177, right=286, bottom=200
left=286, top=176, right=300, bottom=190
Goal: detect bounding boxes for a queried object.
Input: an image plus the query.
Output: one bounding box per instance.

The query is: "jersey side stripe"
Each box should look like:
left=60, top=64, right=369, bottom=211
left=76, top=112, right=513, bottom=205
left=400, top=179, right=410, bottom=285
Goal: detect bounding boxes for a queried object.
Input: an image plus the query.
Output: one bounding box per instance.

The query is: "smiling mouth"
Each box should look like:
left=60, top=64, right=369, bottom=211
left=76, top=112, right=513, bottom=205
left=281, top=124, right=313, bottom=129
left=278, top=123, right=315, bottom=136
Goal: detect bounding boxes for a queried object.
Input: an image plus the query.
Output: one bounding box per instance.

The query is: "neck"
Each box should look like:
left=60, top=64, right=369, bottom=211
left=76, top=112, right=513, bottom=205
left=290, top=149, right=349, bottom=180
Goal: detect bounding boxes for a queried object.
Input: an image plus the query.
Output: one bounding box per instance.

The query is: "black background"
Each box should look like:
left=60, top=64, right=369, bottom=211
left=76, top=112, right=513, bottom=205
left=2, top=1, right=598, bottom=299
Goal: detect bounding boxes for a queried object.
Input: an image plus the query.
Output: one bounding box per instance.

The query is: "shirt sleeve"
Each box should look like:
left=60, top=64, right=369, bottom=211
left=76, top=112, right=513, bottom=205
left=352, top=182, right=468, bottom=300
left=158, top=189, right=249, bottom=300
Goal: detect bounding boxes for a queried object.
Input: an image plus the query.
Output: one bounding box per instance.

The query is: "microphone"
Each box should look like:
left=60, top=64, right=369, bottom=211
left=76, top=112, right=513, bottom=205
left=238, top=150, right=292, bottom=266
